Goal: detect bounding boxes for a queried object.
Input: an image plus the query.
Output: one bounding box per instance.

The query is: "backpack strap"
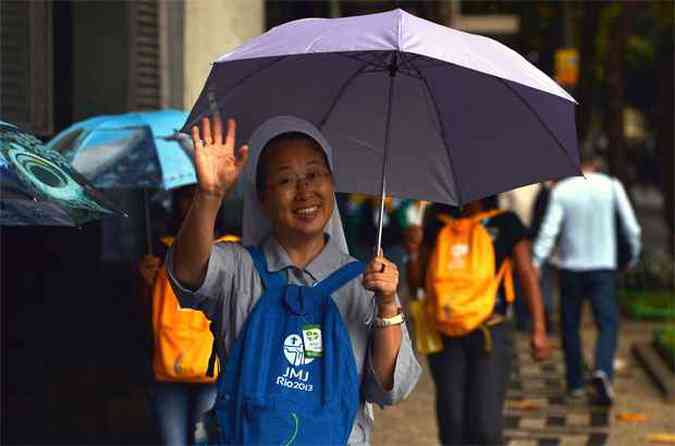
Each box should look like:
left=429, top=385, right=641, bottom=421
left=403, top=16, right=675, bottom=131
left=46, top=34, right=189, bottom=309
left=206, top=245, right=286, bottom=378
left=314, top=261, right=365, bottom=296
left=245, top=245, right=286, bottom=290
left=474, top=209, right=504, bottom=223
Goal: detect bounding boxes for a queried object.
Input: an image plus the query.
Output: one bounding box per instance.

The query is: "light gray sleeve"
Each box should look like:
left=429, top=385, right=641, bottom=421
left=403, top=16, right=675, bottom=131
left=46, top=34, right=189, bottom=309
left=363, top=298, right=422, bottom=407
left=166, top=241, right=242, bottom=321
left=613, top=179, right=642, bottom=266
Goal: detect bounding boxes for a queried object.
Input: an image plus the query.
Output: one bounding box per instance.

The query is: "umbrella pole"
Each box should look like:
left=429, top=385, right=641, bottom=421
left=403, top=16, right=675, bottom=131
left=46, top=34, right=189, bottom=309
left=375, top=176, right=387, bottom=255
left=375, top=52, right=398, bottom=256
left=143, top=189, right=153, bottom=256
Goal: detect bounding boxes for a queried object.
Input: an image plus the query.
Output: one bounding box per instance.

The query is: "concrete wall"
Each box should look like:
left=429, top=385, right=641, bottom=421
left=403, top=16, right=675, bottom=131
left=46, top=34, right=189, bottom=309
left=182, top=0, right=264, bottom=109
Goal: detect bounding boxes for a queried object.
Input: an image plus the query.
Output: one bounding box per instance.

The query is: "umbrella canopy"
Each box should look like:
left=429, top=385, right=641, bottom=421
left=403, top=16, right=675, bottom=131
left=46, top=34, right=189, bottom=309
left=183, top=8, right=580, bottom=207
left=47, top=109, right=195, bottom=190
left=0, top=121, right=126, bottom=226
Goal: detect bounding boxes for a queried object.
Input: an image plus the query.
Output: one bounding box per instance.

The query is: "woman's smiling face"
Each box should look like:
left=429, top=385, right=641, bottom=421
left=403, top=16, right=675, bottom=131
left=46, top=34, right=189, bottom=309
left=258, top=137, right=334, bottom=244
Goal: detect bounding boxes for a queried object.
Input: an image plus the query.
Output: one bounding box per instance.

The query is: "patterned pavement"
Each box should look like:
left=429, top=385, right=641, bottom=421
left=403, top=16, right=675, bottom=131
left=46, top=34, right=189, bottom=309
left=373, top=320, right=674, bottom=446
left=504, top=340, right=612, bottom=446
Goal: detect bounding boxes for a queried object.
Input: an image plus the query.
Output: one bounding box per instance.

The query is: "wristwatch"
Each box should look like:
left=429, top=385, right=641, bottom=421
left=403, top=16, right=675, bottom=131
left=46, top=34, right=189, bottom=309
left=373, top=307, right=405, bottom=328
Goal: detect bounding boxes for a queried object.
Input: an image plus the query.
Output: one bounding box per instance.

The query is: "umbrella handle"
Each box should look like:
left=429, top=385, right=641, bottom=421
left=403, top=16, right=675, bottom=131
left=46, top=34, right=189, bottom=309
left=143, top=189, right=153, bottom=256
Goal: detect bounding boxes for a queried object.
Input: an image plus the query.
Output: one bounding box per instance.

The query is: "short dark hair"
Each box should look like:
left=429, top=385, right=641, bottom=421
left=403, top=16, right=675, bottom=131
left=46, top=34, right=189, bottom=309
left=255, top=131, right=331, bottom=194
left=580, top=143, right=601, bottom=165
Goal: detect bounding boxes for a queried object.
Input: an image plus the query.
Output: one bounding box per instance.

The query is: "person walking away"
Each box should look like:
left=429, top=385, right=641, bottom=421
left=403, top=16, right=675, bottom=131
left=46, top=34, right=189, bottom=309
left=407, top=197, right=551, bottom=445
left=139, top=185, right=238, bottom=445
left=532, top=147, right=641, bottom=405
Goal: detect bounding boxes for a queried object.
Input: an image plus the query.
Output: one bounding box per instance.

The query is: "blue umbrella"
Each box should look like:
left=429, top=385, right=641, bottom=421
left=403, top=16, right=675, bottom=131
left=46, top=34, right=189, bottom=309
left=0, top=121, right=126, bottom=226
left=47, top=109, right=195, bottom=190
left=47, top=110, right=195, bottom=252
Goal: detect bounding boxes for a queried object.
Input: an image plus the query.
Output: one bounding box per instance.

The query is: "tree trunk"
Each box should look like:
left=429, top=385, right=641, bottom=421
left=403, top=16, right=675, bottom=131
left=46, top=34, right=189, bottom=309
left=604, top=3, right=630, bottom=186
left=655, top=20, right=674, bottom=249
left=576, top=2, right=600, bottom=143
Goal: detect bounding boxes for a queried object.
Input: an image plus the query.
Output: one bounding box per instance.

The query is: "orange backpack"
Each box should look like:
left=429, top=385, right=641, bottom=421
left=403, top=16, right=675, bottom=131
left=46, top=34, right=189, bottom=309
left=152, top=235, right=239, bottom=383
left=425, top=210, right=514, bottom=337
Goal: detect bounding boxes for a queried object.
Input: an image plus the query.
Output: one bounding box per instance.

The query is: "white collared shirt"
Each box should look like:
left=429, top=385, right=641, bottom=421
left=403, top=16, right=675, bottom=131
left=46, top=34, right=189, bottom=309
left=533, top=172, right=641, bottom=271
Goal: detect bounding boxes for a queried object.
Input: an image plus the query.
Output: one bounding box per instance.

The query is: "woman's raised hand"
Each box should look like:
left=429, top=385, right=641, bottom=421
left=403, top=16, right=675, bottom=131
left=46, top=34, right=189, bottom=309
left=191, top=115, right=249, bottom=199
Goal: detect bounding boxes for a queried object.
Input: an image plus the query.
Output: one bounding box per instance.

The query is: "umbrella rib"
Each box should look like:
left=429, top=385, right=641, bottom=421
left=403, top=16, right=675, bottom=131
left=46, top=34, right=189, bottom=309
left=398, top=53, right=425, bottom=79
left=340, top=52, right=390, bottom=71
left=495, top=77, right=580, bottom=173
left=343, top=52, right=422, bottom=80
left=407, top=59, right=578, bottom=173
left=405, top=55, right=464, bottom=205
left=362, top=65, right=421, bottom=80
left=187, top=56, right=288, bottom=129
left=318, top=62, right=371, bottom=128
left=339, top=52, right=421, bottom=80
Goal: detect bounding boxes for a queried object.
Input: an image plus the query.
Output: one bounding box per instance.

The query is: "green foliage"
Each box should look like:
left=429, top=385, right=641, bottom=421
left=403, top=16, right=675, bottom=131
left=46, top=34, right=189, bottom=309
left=654, top=326, right=675, bottom=369
left=622, top=249, right=675, bottom=291
left=619, top=249, right=675, bottom=320
left=656, top=327, right=675, bottom=348
left=619, top=289, right=675, bottom=321
left=626, top=35, right=655, bottom=71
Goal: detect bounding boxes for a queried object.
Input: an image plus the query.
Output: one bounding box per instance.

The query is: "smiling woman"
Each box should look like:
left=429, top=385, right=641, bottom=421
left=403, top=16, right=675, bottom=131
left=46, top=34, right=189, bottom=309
left=168, top=114, right=421, bottom=445
left=257, top=134, right=335, bottom=260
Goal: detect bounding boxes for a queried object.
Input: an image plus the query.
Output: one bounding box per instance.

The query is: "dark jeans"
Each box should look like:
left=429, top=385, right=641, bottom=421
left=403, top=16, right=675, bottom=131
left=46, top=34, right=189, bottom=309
left=151, top=381, right=217, bottom=446
left=559, top=269, right=618, bottom=390
left=540, top=262, right=559, bottom=332
left=427, top=322, right=513, bottom=446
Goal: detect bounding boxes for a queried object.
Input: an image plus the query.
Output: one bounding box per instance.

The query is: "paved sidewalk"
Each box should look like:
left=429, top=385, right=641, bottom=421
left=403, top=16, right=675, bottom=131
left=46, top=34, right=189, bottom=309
left=372, top=317, right=675, bottom=445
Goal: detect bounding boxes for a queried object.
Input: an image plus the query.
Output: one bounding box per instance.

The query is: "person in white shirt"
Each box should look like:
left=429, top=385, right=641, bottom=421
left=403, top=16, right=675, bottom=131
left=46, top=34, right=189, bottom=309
left=532, top=147, right=641, bottom=405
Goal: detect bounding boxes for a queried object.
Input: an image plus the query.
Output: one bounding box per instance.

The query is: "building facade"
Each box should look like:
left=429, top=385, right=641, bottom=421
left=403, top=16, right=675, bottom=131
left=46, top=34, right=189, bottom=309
left=1, top=0, right=264, bottom=138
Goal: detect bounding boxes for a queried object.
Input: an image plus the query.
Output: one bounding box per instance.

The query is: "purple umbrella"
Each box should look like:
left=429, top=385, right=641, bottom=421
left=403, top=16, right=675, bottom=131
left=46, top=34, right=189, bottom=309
left=183, top=8, right=580, bottom=252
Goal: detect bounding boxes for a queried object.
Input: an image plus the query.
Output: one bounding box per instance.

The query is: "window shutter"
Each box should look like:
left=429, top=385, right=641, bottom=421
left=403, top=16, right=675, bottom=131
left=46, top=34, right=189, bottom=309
left=1, top=1, right=53, bottom=135
left=128, top=0, right=166, bottom=111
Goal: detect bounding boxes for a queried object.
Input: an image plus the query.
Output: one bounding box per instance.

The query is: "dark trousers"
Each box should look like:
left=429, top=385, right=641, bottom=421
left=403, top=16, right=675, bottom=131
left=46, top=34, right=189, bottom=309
left=559, top=269, right=618, bottom=390
left=427, top=322, right=513, bottom=446
left=151, top=381, right=217, bottom=445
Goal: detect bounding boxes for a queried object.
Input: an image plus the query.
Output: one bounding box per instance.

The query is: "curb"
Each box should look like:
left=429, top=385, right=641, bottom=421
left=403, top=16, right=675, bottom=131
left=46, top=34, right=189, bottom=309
left=631, top=342, right=675, bottom=403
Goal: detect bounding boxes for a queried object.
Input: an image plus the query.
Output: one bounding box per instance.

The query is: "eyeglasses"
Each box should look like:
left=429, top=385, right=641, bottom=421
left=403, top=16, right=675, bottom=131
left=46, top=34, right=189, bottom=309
left=266, top=168, right=331, bottom=191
